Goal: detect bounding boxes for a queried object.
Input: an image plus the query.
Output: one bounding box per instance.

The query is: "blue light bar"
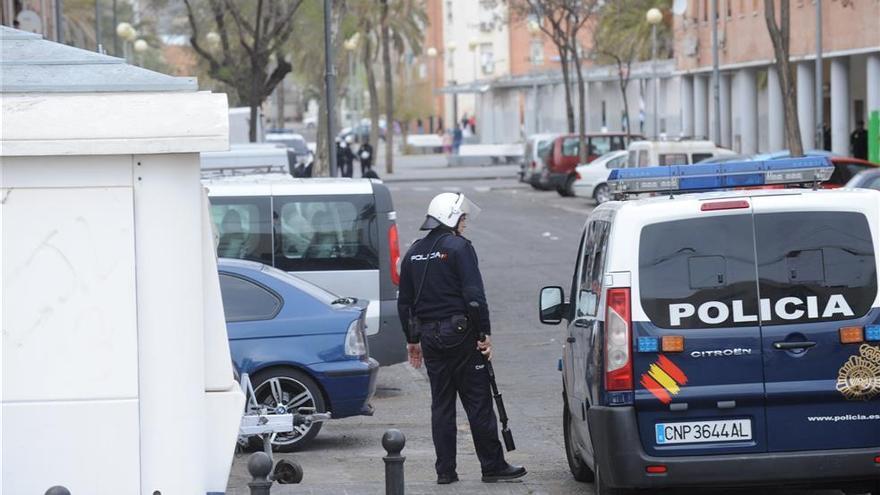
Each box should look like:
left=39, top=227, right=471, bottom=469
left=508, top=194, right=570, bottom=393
left=607, top=156, right=833, bottom=195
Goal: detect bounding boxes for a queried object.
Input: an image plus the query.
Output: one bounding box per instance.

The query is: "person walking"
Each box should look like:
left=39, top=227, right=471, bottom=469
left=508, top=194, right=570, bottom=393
left=357, top=141, right=374, bottom=176
left=452, top=125, right=463, bottom=155
left=851, top=120, right=868, bottom=160
left=397, top=193, right=527, bottom=485
left=339, top=135, right=356, bottom=178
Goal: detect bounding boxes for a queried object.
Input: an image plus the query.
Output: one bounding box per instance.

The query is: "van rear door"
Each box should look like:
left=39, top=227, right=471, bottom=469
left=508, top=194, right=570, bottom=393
left=634, top=210, right=767, bottom=456
left=751, top=198, right=880, bottom=451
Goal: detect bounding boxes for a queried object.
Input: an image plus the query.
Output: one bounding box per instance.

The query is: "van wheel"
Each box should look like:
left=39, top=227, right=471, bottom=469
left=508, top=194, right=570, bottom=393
left=558, top=175, right=576, bottom=197
left=593, top=184, right=612, bottom=205
left=563, top=401, right=594, bottom=482
left=250, top=368, right=326, bottom=452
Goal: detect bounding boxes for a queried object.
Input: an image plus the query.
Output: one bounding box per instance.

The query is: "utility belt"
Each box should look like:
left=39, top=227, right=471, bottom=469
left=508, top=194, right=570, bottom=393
left=411, top=314, right=474, bottom=348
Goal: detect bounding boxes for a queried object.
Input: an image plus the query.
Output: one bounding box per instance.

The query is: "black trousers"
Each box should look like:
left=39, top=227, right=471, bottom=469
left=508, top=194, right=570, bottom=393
left=419, top=319, right=505, bottom=476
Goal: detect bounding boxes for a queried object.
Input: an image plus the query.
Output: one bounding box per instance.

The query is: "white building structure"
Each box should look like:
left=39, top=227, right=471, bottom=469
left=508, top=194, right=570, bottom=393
left=1, top=26, right=243, bottom=494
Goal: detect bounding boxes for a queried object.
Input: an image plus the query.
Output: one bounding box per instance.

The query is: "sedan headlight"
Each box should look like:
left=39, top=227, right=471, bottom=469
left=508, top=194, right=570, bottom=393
left=344, top=318, right=367, bottom=358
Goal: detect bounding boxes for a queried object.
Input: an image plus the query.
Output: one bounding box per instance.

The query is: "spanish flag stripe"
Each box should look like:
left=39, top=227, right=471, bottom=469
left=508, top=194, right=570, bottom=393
left=640, top=374, right=672, bottom=404
left=648, top=364, right=681, bottom=395
left=657, top=355, right=688, bottom=385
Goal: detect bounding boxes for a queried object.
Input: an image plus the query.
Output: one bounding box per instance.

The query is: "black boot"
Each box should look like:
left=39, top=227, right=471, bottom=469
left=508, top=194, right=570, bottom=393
left=481, top=464, right=527, bottom=482
left=437, top=472, right=459, bottom=485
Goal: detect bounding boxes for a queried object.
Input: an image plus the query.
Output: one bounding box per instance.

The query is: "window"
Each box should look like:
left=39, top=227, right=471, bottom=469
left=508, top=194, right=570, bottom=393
left=530, top=39, right=544, bottom=66
left=590, top=136, right=611, bottom=157
left=638, top=150, right=649, bottom=167
left=692, top=152, right=714, bottom=163
left=605, top=154, right=627, bottom=169
left=639, top=215, right=759, bottom=328
left=866, top=175, right=880, bottom=190
left=210, top=197, right=273, bottom=265
left=274, top=195, right=379, bottom=272
left=446, top=1, right=453, bottom=23
left=658, top=153, right=688, bottom=165
left=577, top=221, right=611, bottom=317
left=610, top=136, right=627, bottom=151
left=754, top=211, right=877, bottom=325
left=219, top=274, right=282, bottom=322
left=562, top=137, right=579, bottom=157
left=480, top=43, right=495, bottom=75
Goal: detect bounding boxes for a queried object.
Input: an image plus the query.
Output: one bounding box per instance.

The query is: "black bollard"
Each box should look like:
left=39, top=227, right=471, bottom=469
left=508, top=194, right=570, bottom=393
left=247, top=451, right=274, bottom=495
left=45, top=487, right=71, bottom=495
left=382, top=429, right=406, bottom=495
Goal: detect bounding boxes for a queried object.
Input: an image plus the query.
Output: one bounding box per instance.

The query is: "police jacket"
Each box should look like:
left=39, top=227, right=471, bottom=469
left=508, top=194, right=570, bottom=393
left=397, top=227, right=490, bottom=344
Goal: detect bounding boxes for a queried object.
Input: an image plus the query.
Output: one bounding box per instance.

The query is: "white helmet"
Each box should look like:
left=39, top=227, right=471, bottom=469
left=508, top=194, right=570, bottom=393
left=420, top=192, right=481, bottom=230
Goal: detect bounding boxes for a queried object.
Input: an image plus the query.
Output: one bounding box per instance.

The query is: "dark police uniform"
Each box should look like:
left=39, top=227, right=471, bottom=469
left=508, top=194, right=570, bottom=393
left=397, top=227, right=505, bottom=478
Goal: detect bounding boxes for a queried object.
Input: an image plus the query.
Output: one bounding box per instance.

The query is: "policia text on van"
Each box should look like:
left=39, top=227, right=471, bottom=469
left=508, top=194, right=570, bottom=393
left=539, top=159, right=880, bottom=494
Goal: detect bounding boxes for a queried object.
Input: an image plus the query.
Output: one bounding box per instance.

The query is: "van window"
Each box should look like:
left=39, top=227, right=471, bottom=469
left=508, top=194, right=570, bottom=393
left=274, top=195, right=379, bottom=272
left=753, top=211, right=877, bottom=325
left=590, top=136, right=611, bottom=156
left=577, top=221, right=611, bottom=317
left=562, top=137, right=579, bottom=157
left=211, top=197, right=273, bottom=265
left=692, top=152, right=714, bottom=163
left=639, top=215, right=759, bottom=328
left=638, top=150, right=649, bottom=167
left=610, top=136, right=627, bottom=151
left=658, top=153, right=688, bottom=166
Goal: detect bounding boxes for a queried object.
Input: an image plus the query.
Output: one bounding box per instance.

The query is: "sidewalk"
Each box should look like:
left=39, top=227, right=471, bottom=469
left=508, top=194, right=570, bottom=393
left=365, top=153, right=520, bottom=183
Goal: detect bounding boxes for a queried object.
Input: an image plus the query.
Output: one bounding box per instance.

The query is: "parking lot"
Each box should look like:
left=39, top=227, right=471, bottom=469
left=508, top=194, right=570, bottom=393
left=225, top=173, right=849, bottom=495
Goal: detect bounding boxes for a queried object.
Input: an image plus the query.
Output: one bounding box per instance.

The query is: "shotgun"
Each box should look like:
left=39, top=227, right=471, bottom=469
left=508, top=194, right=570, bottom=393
left=468, top=301, right=515, bottom=452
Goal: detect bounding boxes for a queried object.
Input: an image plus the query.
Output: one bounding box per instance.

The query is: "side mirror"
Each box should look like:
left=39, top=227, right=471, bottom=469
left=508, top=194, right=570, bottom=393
left=539, top=286, right=567, bottom=325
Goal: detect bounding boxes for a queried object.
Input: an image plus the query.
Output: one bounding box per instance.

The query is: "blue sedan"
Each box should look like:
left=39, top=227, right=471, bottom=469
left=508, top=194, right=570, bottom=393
left=218, top=258, right=379, bottom=451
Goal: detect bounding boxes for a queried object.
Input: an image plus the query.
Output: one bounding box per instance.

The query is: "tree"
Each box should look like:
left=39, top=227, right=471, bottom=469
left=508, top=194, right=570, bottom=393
left=183, top=0, right=304, bottom=142
left=509, top=0, right=598, bottom=165
left=380, top=0, right=394, bottom=173
left=592, top=0, right=669, bottom=142
left=764, top=0, right=803, bottom=155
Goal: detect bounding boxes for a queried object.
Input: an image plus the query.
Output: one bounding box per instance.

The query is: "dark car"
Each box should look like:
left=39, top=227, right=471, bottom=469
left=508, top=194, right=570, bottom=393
left=755, top=150, right=878, bottom=188
left=219, top=258, right=379, bottom=451
left=545, top=133, right=642, bottom=197
left=847, top=168, right=880, bottom=190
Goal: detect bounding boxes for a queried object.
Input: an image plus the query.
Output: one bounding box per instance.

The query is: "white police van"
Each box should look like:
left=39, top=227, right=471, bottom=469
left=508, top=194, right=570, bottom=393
left=539, top=157, right=880, bottom=494
left=205, top=175, right=406, bottom=366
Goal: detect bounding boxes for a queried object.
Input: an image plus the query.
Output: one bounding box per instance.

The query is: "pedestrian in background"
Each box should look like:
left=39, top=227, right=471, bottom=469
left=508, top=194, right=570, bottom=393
left=358, top=141, right=374, bottom=176
left=397, top=193, right=527, bottom=485
left=339, top=136, right=355, bottom=178
left=442, top=128, right=452, bottom=154
left=822, top=123, right=832, bottom=151
left=453, top=125, right=463, bottom=155
left=851, top=120, right=868, bottom=159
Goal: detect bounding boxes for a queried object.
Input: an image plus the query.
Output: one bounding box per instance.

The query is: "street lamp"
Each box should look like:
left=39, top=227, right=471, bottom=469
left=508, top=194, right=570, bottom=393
left=116, top=22, right=138, bottom=63
left=446, top=42, right=458, bottom=126
left=468, top=37, right=479, bottom=81
left=427, top=47, right=438, bottom=131
left=646, top=7, right=662, bottom=138
left=426, top=46, right=438, bottom=58
left=527, top=19, right=540, bottom=35
left=343, top=34, right=360, bottom=127
left=205, top=31, right=221, bottom=50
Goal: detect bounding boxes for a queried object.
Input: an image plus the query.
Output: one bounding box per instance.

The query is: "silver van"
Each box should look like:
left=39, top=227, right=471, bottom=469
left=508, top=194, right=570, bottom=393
left=204, top=176, right=406, bottom=366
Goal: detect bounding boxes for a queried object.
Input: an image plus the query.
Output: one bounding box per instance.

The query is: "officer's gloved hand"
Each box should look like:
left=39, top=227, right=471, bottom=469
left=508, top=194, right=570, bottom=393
left=407, top=343, right=422, bottom=369
left=477, top=336, right=492, bottom=361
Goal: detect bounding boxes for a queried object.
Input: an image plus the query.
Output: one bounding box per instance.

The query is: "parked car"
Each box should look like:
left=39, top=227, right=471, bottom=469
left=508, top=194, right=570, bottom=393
left=520, top=133, right=559, bottom=188
left=206, top=177, right=406, bottom=366
left=572, top=150, right=629, bottom=204
left=546, top=133, right=642, bottom=197
left=626, top=139, right=736, bottom=169
left=219, top=258, right=378, bottom=451
left=266, top=132, right=313, bottom=166
left=539, top=159, right=880, bottom=494
left=201, top=144, right=295, bottom=177
left=847, top=168, right=880, bottom=190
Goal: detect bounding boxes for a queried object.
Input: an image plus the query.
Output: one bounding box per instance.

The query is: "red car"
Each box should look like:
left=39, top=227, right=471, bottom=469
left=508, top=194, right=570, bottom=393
left=543, top=133, right=642, bottom=196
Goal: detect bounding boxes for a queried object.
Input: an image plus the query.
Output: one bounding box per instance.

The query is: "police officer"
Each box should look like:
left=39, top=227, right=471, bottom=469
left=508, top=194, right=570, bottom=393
left=397, top=193, right=526, bottom=485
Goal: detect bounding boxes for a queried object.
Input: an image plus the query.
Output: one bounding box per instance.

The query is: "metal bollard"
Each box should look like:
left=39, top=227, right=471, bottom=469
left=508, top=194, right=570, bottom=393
left=45, top=487, right=71, bottom=495
left=382, top=429, right=406, bottom=495
left=247, top=451, right=274, bottom=495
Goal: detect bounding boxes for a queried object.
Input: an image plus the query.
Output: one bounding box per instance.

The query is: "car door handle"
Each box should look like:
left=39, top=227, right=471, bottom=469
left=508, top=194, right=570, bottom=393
left=567, top=336, right=576, bottom=343
left=772, top=341, right=816, bottom=350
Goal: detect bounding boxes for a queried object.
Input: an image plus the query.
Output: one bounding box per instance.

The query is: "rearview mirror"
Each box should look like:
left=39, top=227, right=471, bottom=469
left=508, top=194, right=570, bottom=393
left=539, top=286, right=567, bottom=325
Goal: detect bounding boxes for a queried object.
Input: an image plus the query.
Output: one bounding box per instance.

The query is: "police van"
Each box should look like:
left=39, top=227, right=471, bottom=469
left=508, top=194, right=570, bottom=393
left=538, top=158, right=880, bottom=494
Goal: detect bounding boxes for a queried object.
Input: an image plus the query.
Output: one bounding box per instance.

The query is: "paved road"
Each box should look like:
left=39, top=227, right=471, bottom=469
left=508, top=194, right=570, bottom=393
left=227, top=177, right=849, bottom=495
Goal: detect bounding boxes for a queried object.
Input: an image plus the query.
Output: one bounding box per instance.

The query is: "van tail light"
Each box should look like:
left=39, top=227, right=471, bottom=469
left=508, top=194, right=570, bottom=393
left=701, top=200, right=749, bottom=211
left=575, top=172, right=582, bottom=180
left=389, top=223, right=400, bottom=286
left=531, top=160, right=537, bottom=170
left=605, top=288, right=633, bottom=391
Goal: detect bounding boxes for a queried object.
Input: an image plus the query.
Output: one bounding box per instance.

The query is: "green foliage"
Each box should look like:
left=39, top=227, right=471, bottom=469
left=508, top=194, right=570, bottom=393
left=592, top=0, right=672, bottom=65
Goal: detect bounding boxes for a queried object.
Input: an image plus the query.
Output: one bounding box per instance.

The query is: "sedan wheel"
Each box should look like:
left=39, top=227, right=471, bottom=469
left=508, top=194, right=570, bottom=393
left=251, top=368, right=326, bottom=452
left=593, top=184, right=612, bottom=205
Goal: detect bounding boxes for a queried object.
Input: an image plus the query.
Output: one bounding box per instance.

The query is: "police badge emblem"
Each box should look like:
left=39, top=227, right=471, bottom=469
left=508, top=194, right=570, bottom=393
left=836, top=344, right=880, bottom=400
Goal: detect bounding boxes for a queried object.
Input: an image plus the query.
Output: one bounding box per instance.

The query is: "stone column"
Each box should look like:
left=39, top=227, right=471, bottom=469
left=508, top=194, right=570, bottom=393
left=867, top=53, right=880, bottom=122
left=720, top=73, right=732, bottom=148
left=693, top=74, right=708, bottom=139
left=796, top=62, right=816, bottom=150
left=738, top=68, right=758, bottom=155
left=680, top=75, right=694, bottom=137
left=767, top=66, right=785, bottom=151
left=830, top=57, right=850, bottom=156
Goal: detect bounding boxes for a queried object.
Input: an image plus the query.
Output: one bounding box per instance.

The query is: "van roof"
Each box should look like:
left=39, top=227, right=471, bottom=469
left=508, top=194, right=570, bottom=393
left=204, top=176, right=376, bottom=196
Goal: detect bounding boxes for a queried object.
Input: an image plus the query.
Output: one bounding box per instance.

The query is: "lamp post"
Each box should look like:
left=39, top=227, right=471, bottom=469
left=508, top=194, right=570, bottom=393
left=527, top=19, right=541, bottom=134
left=133, top=38, right=148, bottom=67
left=815, top=0, right=823, bottom=150
left=710, top=0, right=720, bottom=145
left=344, top=34, right=360, bottom=128
left=426, top=46, right=438, bottom=132
left=468, top=37, right=479, bottom=81
left=646, top=7, right=662, bottom=138
left=447, top=41, right=458, bottom=125
left=115, top=22, right=137, bottom=63
left=323, top=0, right=338, bottom=177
